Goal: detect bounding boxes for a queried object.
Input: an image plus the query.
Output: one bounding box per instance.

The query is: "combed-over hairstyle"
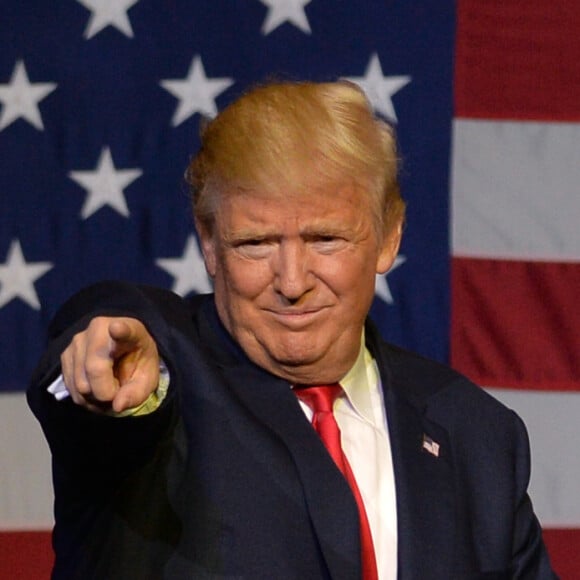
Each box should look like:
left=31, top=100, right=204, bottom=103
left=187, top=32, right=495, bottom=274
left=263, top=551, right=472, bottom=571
left=186, top=80, right=405, bottom=240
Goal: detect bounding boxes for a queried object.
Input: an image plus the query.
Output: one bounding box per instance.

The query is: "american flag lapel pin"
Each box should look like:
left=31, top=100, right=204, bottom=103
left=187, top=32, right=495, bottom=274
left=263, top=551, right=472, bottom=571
left=422, top=434, right=440, bottom=457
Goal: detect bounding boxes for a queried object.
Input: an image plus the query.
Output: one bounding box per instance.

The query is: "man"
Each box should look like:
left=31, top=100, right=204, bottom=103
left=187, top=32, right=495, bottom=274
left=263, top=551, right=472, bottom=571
left=28, top=81, right=556, bottom=579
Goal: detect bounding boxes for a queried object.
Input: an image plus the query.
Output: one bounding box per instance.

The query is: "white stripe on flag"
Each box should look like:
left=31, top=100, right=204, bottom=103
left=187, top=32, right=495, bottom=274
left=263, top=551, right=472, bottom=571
left=0, top=393, right=53, bottom=530
left=487, top=388, right=580, bottom=527
left=451, top=119, right=580, bottom=262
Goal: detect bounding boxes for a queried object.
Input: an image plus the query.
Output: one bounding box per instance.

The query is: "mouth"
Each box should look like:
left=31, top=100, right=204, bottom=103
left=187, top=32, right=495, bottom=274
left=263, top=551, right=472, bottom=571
left=266, top=307, right=328, bottom=329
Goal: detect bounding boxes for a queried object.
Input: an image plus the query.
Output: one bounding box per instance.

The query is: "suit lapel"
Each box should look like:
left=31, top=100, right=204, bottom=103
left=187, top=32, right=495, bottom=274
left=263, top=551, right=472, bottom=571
left=219, top=363, right=362, bottom=580
left=196, top=300, right=362, bottom=579
left=366, top=321, right=456, bottom=580
left=385, top=385, right=456, bottom=580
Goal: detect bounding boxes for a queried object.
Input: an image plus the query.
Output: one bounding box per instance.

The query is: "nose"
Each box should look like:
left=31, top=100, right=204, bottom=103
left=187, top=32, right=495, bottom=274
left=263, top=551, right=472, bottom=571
left=273, top=241, right=314, bottom=303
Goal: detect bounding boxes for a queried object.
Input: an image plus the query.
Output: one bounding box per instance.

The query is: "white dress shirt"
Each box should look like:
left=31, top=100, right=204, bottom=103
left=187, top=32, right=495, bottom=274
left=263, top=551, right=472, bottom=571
left=296, top=339, right=398, bottom=580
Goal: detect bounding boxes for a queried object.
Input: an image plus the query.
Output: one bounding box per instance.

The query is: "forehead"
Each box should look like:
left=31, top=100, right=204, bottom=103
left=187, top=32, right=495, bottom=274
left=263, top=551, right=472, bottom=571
left=215, top=183, right=372, bottom=230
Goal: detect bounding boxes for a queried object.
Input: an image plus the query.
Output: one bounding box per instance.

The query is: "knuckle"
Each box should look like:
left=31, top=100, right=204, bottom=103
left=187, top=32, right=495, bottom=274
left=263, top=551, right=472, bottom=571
left=84, top=358, right=110, bottom=380
left=74, top=377, right=91, bottom=395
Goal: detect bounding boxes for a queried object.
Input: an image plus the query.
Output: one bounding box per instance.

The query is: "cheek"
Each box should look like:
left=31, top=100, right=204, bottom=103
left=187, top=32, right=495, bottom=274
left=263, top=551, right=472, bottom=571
left=328, top=267, right=378, bottom=321
left=219, top=258, right=273, bottom=301
left=320, top=253, right=376, bottom=294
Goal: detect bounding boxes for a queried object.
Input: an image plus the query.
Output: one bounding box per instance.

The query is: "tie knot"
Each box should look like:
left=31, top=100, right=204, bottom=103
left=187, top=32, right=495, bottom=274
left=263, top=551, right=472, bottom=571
left=295, top=383, right=342, bottom=413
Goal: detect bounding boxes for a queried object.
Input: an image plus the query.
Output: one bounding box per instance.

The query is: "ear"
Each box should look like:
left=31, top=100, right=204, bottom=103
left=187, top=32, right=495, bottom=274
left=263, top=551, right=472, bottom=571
left=376, top=219, right=403, bottom=275
left=195, top=218, right=217, bottom=278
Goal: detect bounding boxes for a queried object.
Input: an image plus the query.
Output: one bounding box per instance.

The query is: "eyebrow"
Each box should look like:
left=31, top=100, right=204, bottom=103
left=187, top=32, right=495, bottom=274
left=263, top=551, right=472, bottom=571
left=225, top=223, right=352, bottom=241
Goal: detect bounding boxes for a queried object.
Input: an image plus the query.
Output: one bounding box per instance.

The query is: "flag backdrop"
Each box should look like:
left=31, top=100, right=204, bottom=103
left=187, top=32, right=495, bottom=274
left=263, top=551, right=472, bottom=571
left=0, top=1, right=578, bottom=578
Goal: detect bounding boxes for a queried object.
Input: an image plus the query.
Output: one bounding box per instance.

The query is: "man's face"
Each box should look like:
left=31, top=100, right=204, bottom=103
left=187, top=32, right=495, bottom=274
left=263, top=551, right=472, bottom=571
left=199, top=183, right=401, bottom=384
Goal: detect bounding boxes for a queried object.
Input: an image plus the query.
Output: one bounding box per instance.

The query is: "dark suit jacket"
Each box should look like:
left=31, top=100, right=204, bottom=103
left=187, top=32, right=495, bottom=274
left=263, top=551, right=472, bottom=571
left=28, top=281, right=556, bottom=579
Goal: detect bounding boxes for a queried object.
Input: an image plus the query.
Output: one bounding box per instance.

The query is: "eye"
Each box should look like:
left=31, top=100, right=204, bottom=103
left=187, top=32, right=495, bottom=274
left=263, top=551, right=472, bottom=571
left=243, top=239, right=267, bottom=246
left=310, top=233, right=340, bottom=243
left=234, top=238, right=270, bottom=249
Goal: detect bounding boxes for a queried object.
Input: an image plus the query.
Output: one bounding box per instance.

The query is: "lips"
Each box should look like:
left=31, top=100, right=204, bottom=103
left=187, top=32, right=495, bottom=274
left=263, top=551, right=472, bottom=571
left=266, top=306, right=328, bottom=329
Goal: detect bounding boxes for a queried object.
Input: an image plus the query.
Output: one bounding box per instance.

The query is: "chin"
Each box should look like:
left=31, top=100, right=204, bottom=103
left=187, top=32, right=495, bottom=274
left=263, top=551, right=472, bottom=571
left=269, top=349, right=320, bottom=368
left=269, top=335, right=327, bottom=361
left=259, top=341, right=321, bottom=369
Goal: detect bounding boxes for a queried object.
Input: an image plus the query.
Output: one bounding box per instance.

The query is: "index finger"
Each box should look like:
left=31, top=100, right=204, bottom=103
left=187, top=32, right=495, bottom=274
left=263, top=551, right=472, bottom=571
left=106, top=318, right=149, bottom=358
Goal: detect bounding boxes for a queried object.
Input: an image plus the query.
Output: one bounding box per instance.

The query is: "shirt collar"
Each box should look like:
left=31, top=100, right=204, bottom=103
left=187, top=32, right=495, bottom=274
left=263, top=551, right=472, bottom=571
left=339, top=333, right=380, bottom=426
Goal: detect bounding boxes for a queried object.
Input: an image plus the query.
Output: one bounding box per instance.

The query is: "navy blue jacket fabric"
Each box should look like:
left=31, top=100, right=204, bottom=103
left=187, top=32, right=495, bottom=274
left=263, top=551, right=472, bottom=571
left=28, top=281, right=556, bottom=579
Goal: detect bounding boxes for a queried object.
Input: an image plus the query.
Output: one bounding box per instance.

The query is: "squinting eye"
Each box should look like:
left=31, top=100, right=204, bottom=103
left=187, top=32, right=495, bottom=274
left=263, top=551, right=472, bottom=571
left=232, top=238, right=266, bottom=249
left=314, top=234, right=343, bottom=244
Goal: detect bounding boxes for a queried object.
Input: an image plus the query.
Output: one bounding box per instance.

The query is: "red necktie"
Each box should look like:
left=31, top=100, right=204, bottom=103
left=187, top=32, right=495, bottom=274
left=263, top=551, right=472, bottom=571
left=295, top=384, right=378, bottom=580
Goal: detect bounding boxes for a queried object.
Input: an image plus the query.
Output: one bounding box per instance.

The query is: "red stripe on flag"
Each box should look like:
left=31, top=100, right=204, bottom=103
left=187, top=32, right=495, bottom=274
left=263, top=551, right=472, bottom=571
left=0, top=531, right=53, bottom=579
left=543, top=528, right=580, bottom=579
left=455, top=0, right=580, bottom=122
left=451, top=257, right=580, bottom=391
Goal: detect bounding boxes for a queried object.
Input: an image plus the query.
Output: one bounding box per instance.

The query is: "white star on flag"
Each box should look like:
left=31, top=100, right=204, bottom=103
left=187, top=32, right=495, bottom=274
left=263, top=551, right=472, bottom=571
left=68, top=147, right=143, bottom=219
left=77, top=0, right=140, bottom=39
left=0, top=239, right=53, bottom=310
left=156, top=235, right=213, bottom=296
left=375, top=254, right=406, bottom=304
left=259, top=0, right=312, bottom=35
left=347, top=53, right=411, bottom=122
left=0, top=60, right=56, bottom=131
left=160, top=56, right=234, bottom=127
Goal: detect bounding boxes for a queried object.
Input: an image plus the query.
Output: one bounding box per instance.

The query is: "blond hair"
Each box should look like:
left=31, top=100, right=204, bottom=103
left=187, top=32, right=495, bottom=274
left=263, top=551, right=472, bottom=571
left=186, top=80, right=405, bottom=240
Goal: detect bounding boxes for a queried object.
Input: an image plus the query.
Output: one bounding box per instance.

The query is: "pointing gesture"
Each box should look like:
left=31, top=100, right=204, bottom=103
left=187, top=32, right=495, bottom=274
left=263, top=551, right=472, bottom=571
left=60, top=317, right=160, bottom=414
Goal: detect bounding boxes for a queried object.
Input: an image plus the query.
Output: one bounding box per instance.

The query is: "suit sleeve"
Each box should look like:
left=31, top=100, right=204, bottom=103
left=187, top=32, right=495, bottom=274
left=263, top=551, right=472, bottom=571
left=26, top=280, right=191, bottom=484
